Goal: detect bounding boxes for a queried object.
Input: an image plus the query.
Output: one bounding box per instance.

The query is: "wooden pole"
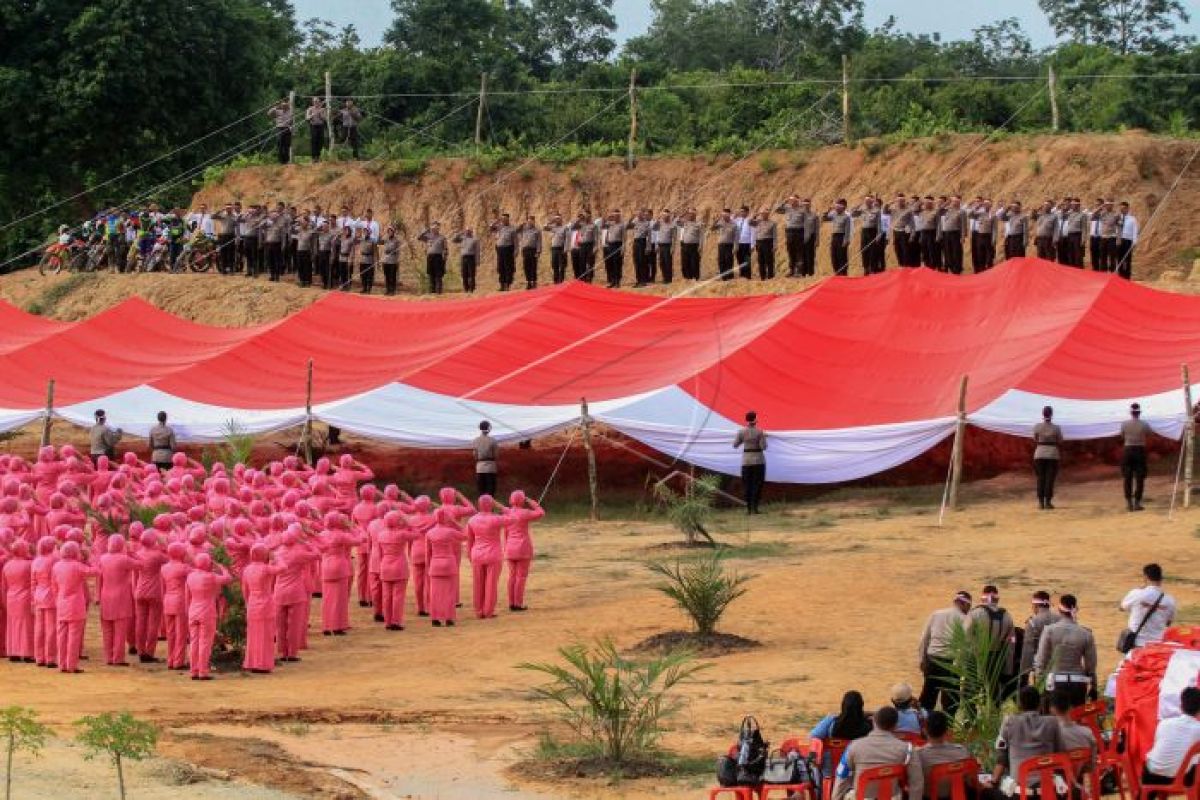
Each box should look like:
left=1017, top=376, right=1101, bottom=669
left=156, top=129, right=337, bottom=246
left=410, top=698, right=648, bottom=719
left=39, top=379, right=55, bottom=448
left=475, top=72, right=488, bottom=151
left=325, top=71, right=334, bottom=158
left=288, top=90, right=296, bottom=162
left=626, top=69, right=638, bottom=171
left=580, top=397, right=598, bottom=521
left=948, top=375, right=969, bottom=511
left=302, top=359, right=314, bottom=465
left=1048, top=64, right=1060, bottom=132
left=841, top=54, right=852, bottom=146
left=1184, top=364, right=1194, bottom=508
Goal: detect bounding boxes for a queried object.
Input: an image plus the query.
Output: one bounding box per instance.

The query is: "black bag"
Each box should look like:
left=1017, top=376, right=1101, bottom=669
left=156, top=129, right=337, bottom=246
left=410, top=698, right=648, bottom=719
left=717, top=755, right=739, bottom=787
left=1116, top=592, right=1164, bottom=653
left=734, top=716, right=768, bottom=786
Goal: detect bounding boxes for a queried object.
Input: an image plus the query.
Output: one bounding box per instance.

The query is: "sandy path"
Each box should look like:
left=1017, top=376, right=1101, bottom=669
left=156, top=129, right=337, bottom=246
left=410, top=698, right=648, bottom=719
left=5, top=469, right=1198, bottom=798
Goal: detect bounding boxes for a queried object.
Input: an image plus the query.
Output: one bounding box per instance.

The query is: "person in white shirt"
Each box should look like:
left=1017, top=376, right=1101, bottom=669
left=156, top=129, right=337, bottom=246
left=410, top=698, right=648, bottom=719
left=1120, top=563, right=1176, bottom=648
left=187, top=204, right=214, bottom=237
left=1116, top=201, right=1139, bottom=280
left=1142, top=687, right=1200, bottom=786
left=734, top=205, right=755, bottom=279
left=361, top=209, right=381, bottom=242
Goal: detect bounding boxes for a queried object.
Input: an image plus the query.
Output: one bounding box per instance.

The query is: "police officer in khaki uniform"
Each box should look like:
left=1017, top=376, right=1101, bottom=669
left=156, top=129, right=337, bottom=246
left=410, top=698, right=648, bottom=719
left=1033, top=594, right=1097, bottom=708
left=89, top=409, right=123, bottom=467
left=652, top=209, right=677, bottom=283
left=733, top=411, right=767, bottom=514
left=490, top=213, right=518, bottom=291
left=851, top=195, right=884, bottom=275
left=472, top=421, right=499, bottom=497
left=543, top=213, right=569, bottom=284
left=907, top=711, right=972, bottom=800
left=418, top=222, right=447, bottom=295
left=1019, top=591, right=1057, bottom=686
left=710, top=209, right=737, bottom=280
left=679, top=209, right=704, bottom=280
left=1121, top=402, right=1151, bottom=511
left=991, top=686, right=1067, bottom=786
left=967, top=198, right=997, bottom=273
left=452, top=228, right=479, bottom=292
left=831, top=707, right=910, bottom=800
left=824, top=199, right=852, bottom=276
left=938, top=196, right=967, bottom=274
left=918, top=591, right=971, bottom=716
left=999, top=200, right=1029, bottom=260
left=381, top=225, right=401, bottom=295
left=631, top=208, right=653, bottom=287
left=775, top=195, right=806, bottom=276
left=1032, top=405, right=1063, bottom=509
left=148, top=411, right=177, bottom=473
left=967, top=585, right=1017, bottom=700
left=517, top=215, right=543, bottom=290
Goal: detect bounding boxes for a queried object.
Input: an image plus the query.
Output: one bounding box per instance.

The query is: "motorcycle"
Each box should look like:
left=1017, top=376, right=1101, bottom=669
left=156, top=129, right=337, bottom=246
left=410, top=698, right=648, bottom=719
left=38, top=238, right=87, bottom=275
left=142, top=235, right=172, bottom=273
left=173, top=234, right=217, bottom=273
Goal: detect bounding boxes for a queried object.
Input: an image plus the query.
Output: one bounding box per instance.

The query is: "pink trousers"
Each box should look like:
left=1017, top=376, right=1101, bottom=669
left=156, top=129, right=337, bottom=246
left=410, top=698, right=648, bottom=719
left=164, top=612, right=188, bottom=668
left=56, top=619, right=84, bottom=672
left=472, top=562, right=501, bottom=618
left=411, top=562, right=428, bottom=614
left=507, top=559, right=531, bottom=608
left=101, top=617, right=131, bottom=665
left=356, top=550, right=371, bottom=602
left=135, top=598, right=162, bottom=657
left=34, top=607, right=56, bottom=665
left=429, top=574, right=456, bottom=623
left=276, top=602, right=306, bottom=658
left=188, top=616, right=216, bottom=677
left=369, top=572, right=383, bottom=612
left=5, top=603, right=33, bottom=658
left=320, top=577, right=350, bottom=632
left=381, top=579, right=408, bottom=627
left=242, top=613, right=276, bottom=672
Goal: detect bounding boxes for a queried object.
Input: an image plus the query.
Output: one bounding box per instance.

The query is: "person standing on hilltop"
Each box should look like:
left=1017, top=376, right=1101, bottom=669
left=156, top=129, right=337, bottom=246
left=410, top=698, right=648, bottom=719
left=775, top=194, right=806, bottom=277
left=653, top=209, right=678, bottom=283
left=1032, top=200, right=1059, bottom=262
left=569, top=211, right=598, bottom=282
left=999, top=200, right=1029, bottom=260
left=750, top=209, right=775, bottom=280
left=679, top=208, right=704, bottom=281
left=381, top=225, right=402, bottom=295
left=967, top=197, right=997, bottom=272
left=267, top=99, right=292, bottom=165
left=886, top=193, right=913, bottom=268
left=601, top=209, right=633, bottom=288
left=851, top=194, right=883, bottom=275
left=940, top=195, right=967, bottom=275
left=489, top=212, right=518, bottom=291
left=734, top=205, right=754, bottom=279
left=710, top=209, right=736, bottom=281
left=340, top=99, right=363, bottom=159
left=543, top=213, right=569, bottom=285
left=417, top=221, right=447, bottom=294
left=316, top=220, right=335, bottom=289
left=517, top=215, right=543, bottom=290
left=452, top=227, right=479, bottom=293
left=212, top=203, right=237, bottom=276
left=631, top=208, right=652, bottom=287
left=305, top=97, right=327, bottom=161
left=824, top=199, right=852, bottom=277
left=1116, top=200, right=1138, bottom=280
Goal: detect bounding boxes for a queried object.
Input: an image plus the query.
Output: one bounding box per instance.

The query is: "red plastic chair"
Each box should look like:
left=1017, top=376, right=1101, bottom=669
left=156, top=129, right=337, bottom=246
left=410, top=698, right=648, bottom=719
left=760, top=784, right=819, bottom=800
left=927, top=757, right=981, bottom=800
left=709, top=788, right=755, bottom=800
left=1102, top=709, right=1141, bottom=800
left=895, top=731, right=928, bottom=747
left=1069, top=699, right=1109, bottom=747
left=1137, top=741, right=1200, bottom=800
left=779, top=737, right=811, bottom=757
left=810, top=738, right=850, bottom=800
left=1064, top=746, right=1100, bottom=800
left=1016, top=753, right=1073, bottom=800
left=855, top=764, right=908, bottom=800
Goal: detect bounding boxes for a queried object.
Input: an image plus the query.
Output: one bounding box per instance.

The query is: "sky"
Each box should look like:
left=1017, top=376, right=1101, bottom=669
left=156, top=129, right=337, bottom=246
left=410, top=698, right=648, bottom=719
left=293, top=0, right=1200, bottom=48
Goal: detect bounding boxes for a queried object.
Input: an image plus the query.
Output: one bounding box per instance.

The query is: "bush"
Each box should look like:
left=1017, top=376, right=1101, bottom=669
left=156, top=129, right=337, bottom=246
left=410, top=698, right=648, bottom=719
left=758, top=154, right=779, bottom=173
left=212, top=543, right=246, bottom=657
left=651, top=473, right=719, bottom=545
left=202, top=420, right=255, bottom=469
left=939, top=622, right=1012, bottom=767
left=647, top=551, right=752, bottom=639
left=519, top=640, right=708, bottom=766
left=75, top=711, right=158, bottom=800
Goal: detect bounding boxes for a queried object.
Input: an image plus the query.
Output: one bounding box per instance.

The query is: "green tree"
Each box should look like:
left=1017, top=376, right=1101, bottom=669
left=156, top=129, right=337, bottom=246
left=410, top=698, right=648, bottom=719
left=0, top=706, right=49, bottom=800
left=75, top=712, right=158, bottom=800
left=1038, top=0, right=1194, bottom=54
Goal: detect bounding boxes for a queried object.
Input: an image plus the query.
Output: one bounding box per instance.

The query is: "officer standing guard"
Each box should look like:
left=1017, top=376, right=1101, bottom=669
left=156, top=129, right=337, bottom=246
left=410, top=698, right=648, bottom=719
left=1032, top=405, right=1062, bottom=510
left=490, top=213, right=518, bottom=291
left=775, top=195, right=806, bottom=277
left=733, top=411, right=767, bottom=514
left=1121, top=403, right=1150, bottom=511
left=517, top=215, right=543, bottom=290
left=417, top=222, right=447, bottom=294
left=452, top=227, right=479, bottom=292
left=710, top=209, right=737, bottom=280
left=473, top=421, right=499, bottom=497
left=543, top=213, right=569, bottom=284
left=824, top=199, right=852, bottom=276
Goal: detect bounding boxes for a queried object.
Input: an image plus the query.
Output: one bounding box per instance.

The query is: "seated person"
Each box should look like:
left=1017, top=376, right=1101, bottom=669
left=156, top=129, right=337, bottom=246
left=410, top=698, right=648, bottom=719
left=812, top=690, right=875, bottom=773
left=907, top=711, right=975, bottom=800
left=990, top=686, right=1065, bottom=796
left=832, top=706, right=911, bottom=800
left=1049, top=689, right=1096, bottom=797
left=893, top=683, right=928, bottom=736
left=1142, top=687, right=1200, bottom=789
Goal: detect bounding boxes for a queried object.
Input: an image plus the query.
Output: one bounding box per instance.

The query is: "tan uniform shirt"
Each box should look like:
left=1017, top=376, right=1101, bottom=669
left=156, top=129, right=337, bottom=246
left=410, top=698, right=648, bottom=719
left=518, top=224, right=542, bottom=252
left=996, top=712, right=1065, bottom=780
left=492, top=224, right=517, bottom=247
left=473, top=434, right=498, bottom=474
left=1020, top=610, right=1061, bottom=677
left=777, top=203, right=807, bottom=229
left=832, top=730, right=912, bottom=800
left=453, top=233, right=479, bottom=257
left=381, top=238, right=401, bottom=265
left=968, top=604, right=1016, bottom=675
left=89, top=423, right=122, bottom=456
left=710, top=220, right=737, bottom=245
left=1121, top=418, right=1150, bottom=446
left=148, top=423, right=177, bottom=464
left=907, top=742, right=973, bottom=800
left=919, top=606, right=967, bottom=665
left=418, top=230, right=447, bottom=255
left=734, top=425, right=767, bottom=466
left=1032, top=421, right=1063, bottom=460
left=1034, top=618, right=1097, bottom=678
left=680, top=221, right=704, bottom=245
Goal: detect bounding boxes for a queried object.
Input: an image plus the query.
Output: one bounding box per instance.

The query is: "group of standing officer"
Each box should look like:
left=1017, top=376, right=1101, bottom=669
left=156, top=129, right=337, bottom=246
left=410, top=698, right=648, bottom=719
left=268, top=97, right=364, bottom=164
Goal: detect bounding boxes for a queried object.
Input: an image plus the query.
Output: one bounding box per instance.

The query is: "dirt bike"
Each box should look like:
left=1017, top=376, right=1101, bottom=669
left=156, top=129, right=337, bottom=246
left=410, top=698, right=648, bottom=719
left=38, top=239, right=88, bottom=275
left=142, top=237, right=171, bottom=273
left=84, top=240, right=110, bottom=272
left=173, top=235, right=218, bottom=273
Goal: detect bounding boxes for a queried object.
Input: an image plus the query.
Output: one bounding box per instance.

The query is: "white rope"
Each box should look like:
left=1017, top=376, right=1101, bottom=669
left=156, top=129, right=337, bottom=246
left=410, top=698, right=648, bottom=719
left=937, top=443, right=956, bottom=527
left=1115, top=142, right=1200, bottom=274
left=536, top=424, right=579, bottom=505
left=0, top=101, right=276, bottom=233
left=1168, top=431, right=1186, bottom=520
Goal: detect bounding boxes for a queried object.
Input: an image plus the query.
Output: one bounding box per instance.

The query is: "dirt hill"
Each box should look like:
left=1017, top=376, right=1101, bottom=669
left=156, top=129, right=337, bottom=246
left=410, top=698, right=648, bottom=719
left=192, top=131, right=1200, bottom=282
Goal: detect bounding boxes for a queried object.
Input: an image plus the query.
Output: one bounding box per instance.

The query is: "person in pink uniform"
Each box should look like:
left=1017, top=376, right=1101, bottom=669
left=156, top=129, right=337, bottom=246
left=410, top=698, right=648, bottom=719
left=425, top=507, right=466, bottom=627
left=96, top=534, right=137, bottom=666
left=185, top=552, right=231, bottom=680
left=504, top=490, right=544, bottom=612
left=406, top=495, right=435, bottom=617
left=31, top=536, right=58, bottom=667
left=3, top=540, right=35, bottom=661
left=241, top=543, right=286, bottom=673
left=330, top=454, right=374, bottom=511
left=51, top=541, right=96, bottom=673
left=273, top=528, right=318, bottom=662
left=436, top=487, right=475, bottom=608
left=316, top=512, right=362, bottom=635
left=132, top=531, right=168, bottom=662
left=160, top=542, right=192, bottom=670
left=466, top=495, right=507, bottom=619
left=351, top=485, right=381, bottom=607
left=31, top=447, right=66, bottom=502
left=376, top=511, right=414, bottom=630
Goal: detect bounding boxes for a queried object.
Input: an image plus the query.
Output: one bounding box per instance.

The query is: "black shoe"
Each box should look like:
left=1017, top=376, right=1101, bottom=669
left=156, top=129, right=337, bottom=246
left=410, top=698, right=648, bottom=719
left=1133, top=503, right=1145, bottom=511
left=513, top=606, right=528, bottom=612
left=418, top=612, right=430, bottom=618
left=322, top=630, right=333, bottom=636
left=1038, top=499, right=1045, bottom=509
left=456, top=603, right=463, bottom=608
left=432, top=620, right=442, bottom=627
left=1045, top=501, right=1055, bottom=510
left=333, top=630, right=346, bottom=636
left=446, top=620, right=455, bottom=627
left=312, top=592, right=323, bottom=598
left=128, top=646, right=138, bottom=656
left=22, top=657, right=34, bottom=663
left=373, top=614, right=385, bottom=623
left=359, top=601, right=372, bottom=608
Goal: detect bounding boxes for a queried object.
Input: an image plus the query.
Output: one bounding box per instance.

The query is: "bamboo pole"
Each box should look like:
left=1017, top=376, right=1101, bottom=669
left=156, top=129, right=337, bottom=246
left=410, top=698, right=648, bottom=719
left=948, top=375, right=969, bottom=510
left=1184, top=364, right=1194, bottom=508
left=475, top=72, right=488, bottom=151
left=39, top=379, right=55, bottom=448
left=580, top=397, right=598, bottom=521
left=301, top=359, right=314, bottom=465
left=842, top=54, right=852, bottom=146
left=288, top=90, right=296, bottom=162
left=325, top=71, right=334, bottom=158
left=626, top=69, right=638, bottom=170
left=1048, top=64, right=1060, bottom=132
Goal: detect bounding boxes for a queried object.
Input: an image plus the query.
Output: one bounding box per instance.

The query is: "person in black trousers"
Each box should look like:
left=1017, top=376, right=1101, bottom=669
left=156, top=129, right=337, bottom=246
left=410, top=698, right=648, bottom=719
left=1032, top=406, right=1062, bottom=510
left=733, top=411, right=767, bottom=514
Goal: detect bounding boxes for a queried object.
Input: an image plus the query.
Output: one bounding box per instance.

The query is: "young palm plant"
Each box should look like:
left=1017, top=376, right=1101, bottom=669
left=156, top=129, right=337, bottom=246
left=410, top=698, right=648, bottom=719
left=651, top=473, right=720, bottom=546
left=939, top=622, right=1012, bottom=766
left=519, top=639, right=708, bottom=767
left=647, top=551, right=752, bottom=641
